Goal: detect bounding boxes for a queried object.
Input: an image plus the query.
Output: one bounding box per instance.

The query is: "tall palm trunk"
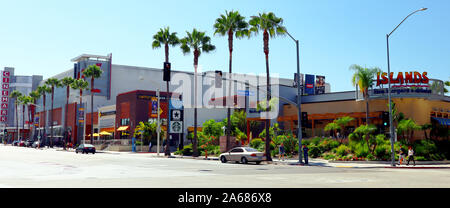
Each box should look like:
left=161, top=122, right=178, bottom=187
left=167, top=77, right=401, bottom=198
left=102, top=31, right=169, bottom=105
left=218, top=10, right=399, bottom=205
left=91, top=77, right=94, bottom=144
left=227, top=29, right=233, bottom=146
left=15, top=102, right=19, bottom=142
left=22, top=104, right=25, bottom=140
left=263, top=29, right=272, bottom=161
left=50, top=87, right=54, bottom=147
left=43, top=94, right=46, bottom=146
left=164, top=43, right=171, bottom=156
left=365, top=92, right=370, bottom=126
left=193, top=50, right=199, bottom=157
left=64, top=86, right=69, bottom=150
left=80, top=89, right=83, bottom=144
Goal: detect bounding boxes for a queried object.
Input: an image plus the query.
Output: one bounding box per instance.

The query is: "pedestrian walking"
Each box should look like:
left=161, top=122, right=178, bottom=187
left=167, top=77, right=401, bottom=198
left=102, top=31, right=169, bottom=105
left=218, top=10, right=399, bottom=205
left=303, top=145, right=309, bottom=165
left=398, top=144, right=406, bottom=165
left=407, top=146, right=415, bottom=166
left=278, top=143, right=285, bottom=161
left=148, top=141, right=152, bottom=152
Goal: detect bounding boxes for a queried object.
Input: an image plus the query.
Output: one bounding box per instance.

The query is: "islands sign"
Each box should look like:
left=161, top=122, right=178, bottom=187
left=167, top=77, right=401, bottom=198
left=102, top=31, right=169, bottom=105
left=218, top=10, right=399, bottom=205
left=377, top=71, right=429, bottom=88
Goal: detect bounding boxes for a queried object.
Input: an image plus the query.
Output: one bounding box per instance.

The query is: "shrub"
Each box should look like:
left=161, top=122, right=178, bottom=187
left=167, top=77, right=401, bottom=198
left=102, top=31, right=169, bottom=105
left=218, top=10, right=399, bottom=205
left=319, top=138, right=339, bottom=153
left=374, top=144, right=390, bottom=160
left=311, top=137, right=321, bottom=146
left=323, top=153, right=336, bottom=160
left=212, top=146, right=221, bottom=156
left=180, top=144, right=193, bottom=156
left=336, top=144, right=350, bottom=156
left=353, top=142, right=369, bottom=158
left=414, top=140, right=438, bottom=160
left=281, top=135, right=298, bottom=155
left=415, top=156, right=426, bottom=161
left=250, top=138, right=263, bottom=149
left=366, top=153, right=375, bottom=161
left=309, top=145, right=322, bottom=158
left=301, top=139, right=311, bottom=146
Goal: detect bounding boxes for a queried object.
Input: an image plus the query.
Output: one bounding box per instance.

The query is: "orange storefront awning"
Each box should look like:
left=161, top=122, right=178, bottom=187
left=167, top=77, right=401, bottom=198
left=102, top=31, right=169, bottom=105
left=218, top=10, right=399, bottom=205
left=117, top=126, right=129, bottom=131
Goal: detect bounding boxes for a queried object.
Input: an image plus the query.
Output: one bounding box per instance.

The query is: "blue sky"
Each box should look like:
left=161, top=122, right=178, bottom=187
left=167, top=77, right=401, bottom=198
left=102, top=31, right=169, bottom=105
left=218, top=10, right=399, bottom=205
left=0, top=0, right=449, bottom=92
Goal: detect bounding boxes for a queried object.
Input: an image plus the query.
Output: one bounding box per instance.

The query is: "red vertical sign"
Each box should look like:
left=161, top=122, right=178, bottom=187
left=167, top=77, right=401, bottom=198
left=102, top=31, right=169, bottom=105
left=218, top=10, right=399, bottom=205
left=1, top=70, right=10, bottom=123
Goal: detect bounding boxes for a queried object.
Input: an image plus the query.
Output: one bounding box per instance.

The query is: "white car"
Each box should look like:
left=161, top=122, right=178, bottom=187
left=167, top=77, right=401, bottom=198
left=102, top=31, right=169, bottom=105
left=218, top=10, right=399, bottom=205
left=219, top=147, right=266, bottom=165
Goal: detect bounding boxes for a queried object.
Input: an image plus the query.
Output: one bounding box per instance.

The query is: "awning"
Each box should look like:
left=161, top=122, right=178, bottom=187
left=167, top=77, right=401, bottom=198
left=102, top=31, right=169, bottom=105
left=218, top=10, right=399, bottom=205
left=117, top=126, right=129, bottom=131
left=431, top=117, right=450, bottom=126
left=100, top=131, right=112, bottom=136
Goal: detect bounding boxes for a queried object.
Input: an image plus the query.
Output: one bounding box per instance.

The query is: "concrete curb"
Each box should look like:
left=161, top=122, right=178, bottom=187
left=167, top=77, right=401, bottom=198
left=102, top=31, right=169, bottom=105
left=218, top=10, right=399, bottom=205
left=329, top=160, right=450, bottom=165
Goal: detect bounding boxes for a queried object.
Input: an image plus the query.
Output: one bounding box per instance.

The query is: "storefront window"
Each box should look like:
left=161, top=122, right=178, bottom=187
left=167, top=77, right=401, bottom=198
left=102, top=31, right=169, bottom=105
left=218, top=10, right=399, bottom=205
left=121, top=118, right=130, bottom=126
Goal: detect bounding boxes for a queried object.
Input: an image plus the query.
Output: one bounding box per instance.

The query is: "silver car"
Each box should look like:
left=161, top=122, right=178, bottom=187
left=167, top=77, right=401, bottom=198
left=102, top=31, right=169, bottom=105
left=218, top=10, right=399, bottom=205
left=219, top=147, right=266, bottom=165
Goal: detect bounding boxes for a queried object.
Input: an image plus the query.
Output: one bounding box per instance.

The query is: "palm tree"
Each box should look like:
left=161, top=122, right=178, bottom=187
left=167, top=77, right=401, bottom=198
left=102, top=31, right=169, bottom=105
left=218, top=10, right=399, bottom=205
left=334, top=116, right=355, bottom=140
left=61, top=77, right=75, bottom=149
left=350, top=64, right=381, bottom=126
left=29, top=90, right=41, bottom=140
left=249, top=12, right=286, bottom=161
left=180, top=28, right=216, bottom=157
left=152, top=26, right=180, bottom=156
left=70, top=79, right=89, bottom=144
left=45, top=78, right=62, bottom=147
left=37, top=85, right=51, bottom=145
left=18, top=95, right=32, bottom=140
left=353, top=124, right=377, bottom=153
left=82, top=65, right=103, bottom=144
left=324, top=122, right=341, bottom=140
left=214, top=10, right=249, bottom=147
left=10, top=90, right=22, bottom=142
left=397, top=119, right=420, bottom=144
left=444, top=79, right=449, bottom=93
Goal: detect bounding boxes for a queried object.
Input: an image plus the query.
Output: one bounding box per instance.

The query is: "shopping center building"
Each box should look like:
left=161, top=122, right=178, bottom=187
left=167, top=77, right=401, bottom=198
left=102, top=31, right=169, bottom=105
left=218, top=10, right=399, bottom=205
left=16, top=53, right=447, bottom=150
left=31, top=54, right=320, bottom=150
left=279, top=73, right=449, bottom=141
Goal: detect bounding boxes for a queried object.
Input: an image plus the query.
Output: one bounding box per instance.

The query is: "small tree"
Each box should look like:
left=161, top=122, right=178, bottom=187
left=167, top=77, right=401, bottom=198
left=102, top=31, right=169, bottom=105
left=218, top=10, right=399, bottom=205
left=202, top=119, right=224, bottom=139
left=353, top=124, right=377, bottom=153
left=324, top=122, right=341, bottom=140
left=334, top=116, right=355, bottom=139
left=397, top=119, right=421, bottom=144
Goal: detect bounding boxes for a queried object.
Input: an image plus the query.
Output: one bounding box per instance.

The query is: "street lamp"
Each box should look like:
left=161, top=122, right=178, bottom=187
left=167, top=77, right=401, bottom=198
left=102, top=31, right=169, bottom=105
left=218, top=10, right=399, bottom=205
left=386, top=7, right=427, bottom=167
left=250, top=16, right=303, bottom=164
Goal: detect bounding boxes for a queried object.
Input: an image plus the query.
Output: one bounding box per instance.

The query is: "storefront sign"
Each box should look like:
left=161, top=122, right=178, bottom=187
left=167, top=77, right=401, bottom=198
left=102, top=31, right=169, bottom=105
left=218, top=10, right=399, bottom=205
left=377, top=71, right=429, bottom=87
left=1, top=70, right=10, bottom=123
left=304, top=74, right=315, bottom=95
left=315, top=75, right=325, bottom=94
left=373, top=88, right=432, bottom=95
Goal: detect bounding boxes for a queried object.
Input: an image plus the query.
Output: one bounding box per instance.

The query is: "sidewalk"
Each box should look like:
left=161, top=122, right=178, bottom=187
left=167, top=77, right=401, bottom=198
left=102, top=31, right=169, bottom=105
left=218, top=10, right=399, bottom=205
left=271, top=157, right=450, bottom=169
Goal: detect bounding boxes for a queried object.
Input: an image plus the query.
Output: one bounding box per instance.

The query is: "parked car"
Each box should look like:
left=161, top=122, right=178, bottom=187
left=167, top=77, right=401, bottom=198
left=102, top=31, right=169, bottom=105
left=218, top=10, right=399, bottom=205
left=24, top=140, right=34, bottom=147
left=219, top=147, right=265, bottom=165
left=76, top=144, right=96, bottom=154
left=18, top=140, right=25, bottom=147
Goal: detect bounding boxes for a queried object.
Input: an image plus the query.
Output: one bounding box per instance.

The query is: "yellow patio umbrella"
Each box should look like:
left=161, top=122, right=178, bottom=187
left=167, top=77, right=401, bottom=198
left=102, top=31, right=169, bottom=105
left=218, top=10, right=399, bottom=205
left=100, top=131, right=112, bottom=136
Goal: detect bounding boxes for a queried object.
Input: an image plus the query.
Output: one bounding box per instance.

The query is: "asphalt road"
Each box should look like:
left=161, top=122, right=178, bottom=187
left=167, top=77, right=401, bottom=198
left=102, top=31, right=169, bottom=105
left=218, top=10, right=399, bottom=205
left=1, top=145, right=449, bottom=188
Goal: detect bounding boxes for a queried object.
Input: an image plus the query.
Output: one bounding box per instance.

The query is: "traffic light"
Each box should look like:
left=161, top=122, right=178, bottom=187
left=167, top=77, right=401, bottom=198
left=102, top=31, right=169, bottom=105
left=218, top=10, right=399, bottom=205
left=301, top=112, right=308, bottom=126
left=215, top=70, right=222, bottom=88
left=382, top=111, right=389, bottom=127
left=163, top=62, right=171, bottom=81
